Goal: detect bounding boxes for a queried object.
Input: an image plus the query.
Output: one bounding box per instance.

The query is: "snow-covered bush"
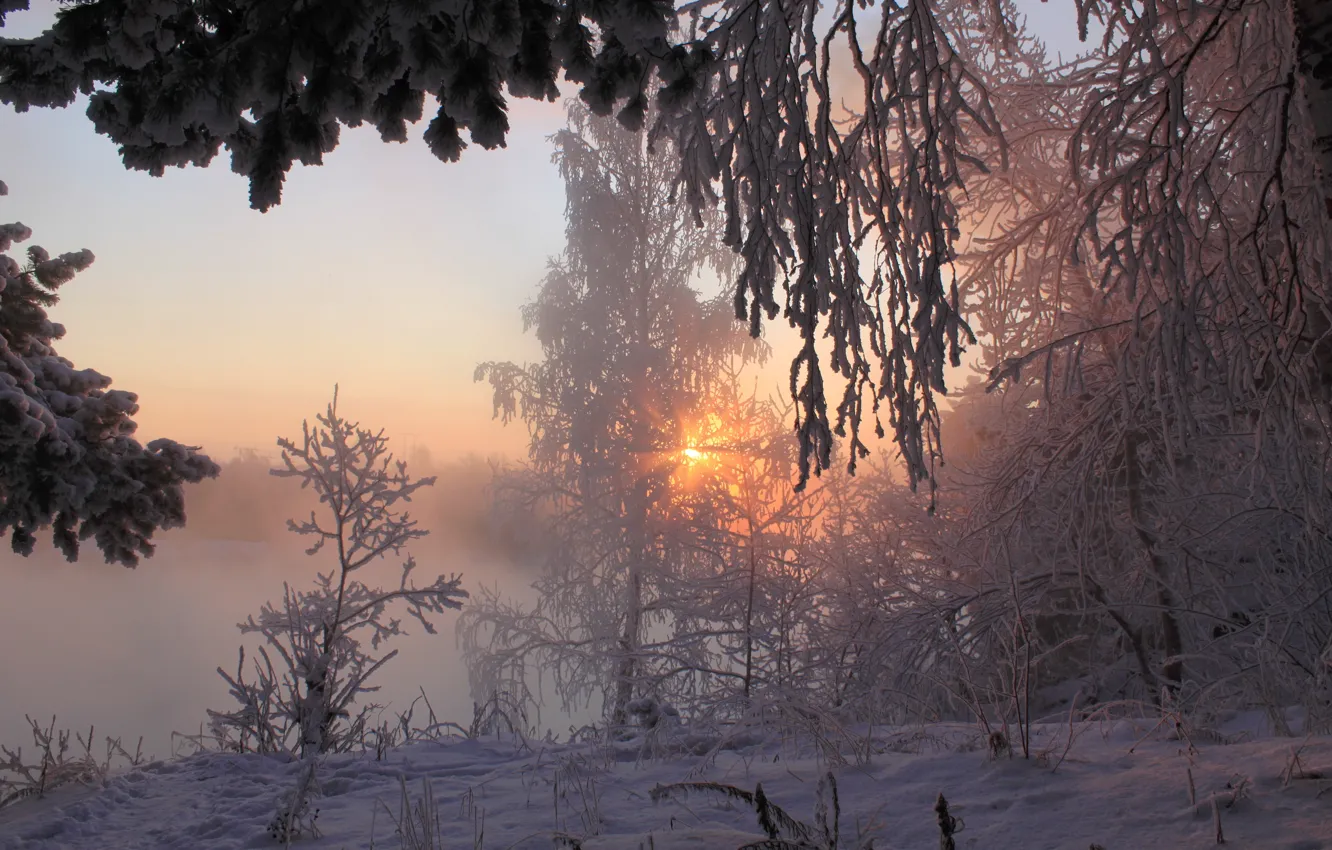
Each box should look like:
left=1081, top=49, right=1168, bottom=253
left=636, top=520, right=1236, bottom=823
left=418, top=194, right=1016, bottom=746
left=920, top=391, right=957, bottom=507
left=207, top=390, right=467, bottom=757
left=0, top=179, right=218, bottom=564
left=0, top=714, right=144, bottom=810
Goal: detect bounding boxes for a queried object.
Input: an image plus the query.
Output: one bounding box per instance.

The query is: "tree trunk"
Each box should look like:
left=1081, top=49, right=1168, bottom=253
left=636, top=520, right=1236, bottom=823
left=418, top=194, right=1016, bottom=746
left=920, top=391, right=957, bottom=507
left=743, top=522, right=759, bottom=702
left=1124, top=432, right=1184, bottom=696
left=300, top=652, right=331, bottom=757
left=612, top=562, right=643, bottom=727
left=612, top=484, right=649, bottom=727
left=1291, top=0, right=1332, bottom=394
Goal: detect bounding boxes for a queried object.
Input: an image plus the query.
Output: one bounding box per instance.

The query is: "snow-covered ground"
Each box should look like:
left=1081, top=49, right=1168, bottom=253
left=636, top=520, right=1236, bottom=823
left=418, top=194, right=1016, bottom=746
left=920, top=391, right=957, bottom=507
left=6, top=544, right=1331, bottom=849
left=2, top=715, right=1330, bottom=849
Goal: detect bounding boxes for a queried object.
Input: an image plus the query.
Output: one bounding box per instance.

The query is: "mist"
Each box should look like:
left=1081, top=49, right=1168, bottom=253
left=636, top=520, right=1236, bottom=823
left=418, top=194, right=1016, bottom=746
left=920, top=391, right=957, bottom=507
left=0, top=450, right=542, bottom=760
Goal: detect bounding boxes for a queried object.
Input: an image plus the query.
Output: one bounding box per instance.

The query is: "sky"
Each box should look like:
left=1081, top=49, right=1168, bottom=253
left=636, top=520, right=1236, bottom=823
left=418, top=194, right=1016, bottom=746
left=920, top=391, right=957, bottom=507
left=1, top=2, right=571, bottom=461
left=0, top=0, right=1087, bottom=464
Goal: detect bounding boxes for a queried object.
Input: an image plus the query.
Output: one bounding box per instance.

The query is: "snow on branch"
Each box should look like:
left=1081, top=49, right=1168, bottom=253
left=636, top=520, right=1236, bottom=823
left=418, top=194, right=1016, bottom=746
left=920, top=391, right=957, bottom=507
left=6, top=0, right=1331, bottom=514
left=209, top=388, right=466, bottom=757
left=0, top=0, right=1007, bottom=493
left=0, top=180, right=218, bottom=564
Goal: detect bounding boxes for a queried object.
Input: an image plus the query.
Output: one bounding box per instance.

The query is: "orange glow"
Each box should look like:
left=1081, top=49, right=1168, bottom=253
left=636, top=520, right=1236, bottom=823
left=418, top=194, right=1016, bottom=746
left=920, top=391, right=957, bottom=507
left=681, top=446, right=707, bottom=464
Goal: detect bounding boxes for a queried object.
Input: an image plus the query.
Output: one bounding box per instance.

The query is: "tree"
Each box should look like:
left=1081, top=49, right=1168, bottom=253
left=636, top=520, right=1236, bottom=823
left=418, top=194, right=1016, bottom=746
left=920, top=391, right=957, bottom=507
left=956, top=7, right=1332, bottom=712
left=461, top=102, right=757, bottom=726
left=686, top=370, right=828, bottom=707
left=11, top=2, right=1327, bottom=489
left=208, top=388, right=467, bottom=756
left=0, top=179, right=218, bottom=565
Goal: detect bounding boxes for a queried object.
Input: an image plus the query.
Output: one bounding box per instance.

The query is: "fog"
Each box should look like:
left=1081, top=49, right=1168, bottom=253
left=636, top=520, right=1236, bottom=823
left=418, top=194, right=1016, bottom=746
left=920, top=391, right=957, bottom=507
left=0, top=452, right=540, bottom=760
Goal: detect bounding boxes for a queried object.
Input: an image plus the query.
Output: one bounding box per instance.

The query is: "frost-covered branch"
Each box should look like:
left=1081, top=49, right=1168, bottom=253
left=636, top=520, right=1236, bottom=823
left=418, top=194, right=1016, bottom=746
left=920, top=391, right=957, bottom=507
left=1, top=0, right=1006, bottom=489
left=0, top=179, right=218, bottom=564
left=209, top=390, right=466, bottom=757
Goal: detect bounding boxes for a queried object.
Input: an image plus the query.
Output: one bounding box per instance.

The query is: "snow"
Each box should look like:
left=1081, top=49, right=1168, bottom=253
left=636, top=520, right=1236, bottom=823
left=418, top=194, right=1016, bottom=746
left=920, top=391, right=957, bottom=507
left=3, top=717, right=1331, bottom=849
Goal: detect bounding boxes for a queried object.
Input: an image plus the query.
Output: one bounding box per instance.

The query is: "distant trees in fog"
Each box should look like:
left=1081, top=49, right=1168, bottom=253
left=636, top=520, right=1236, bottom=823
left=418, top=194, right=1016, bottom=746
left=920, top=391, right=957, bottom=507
left=181, top=448, right=523, bottom=558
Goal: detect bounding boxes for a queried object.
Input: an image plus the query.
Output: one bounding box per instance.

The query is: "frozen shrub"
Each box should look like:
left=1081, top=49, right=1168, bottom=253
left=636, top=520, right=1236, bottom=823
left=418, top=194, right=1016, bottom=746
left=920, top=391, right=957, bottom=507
left=208, top=389, right=467, bottom=757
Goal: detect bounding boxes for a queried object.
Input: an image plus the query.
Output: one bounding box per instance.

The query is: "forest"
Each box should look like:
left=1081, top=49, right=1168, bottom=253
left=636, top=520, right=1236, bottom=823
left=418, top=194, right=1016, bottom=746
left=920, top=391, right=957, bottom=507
left=3, top=0, right=1332, bottom=847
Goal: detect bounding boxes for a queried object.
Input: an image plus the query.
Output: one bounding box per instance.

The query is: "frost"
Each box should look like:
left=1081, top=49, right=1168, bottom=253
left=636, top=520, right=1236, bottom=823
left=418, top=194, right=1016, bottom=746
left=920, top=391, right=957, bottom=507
left=0, top=185, right=217, bottom=565
left=0, top=223, right=32, bottom=253
left=208, top=390, right=466, bottom=757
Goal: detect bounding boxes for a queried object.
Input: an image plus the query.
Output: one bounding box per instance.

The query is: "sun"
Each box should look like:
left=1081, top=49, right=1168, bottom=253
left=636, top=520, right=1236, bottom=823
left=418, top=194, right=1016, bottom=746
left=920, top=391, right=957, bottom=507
left=680, top=446, right=707, bottom=465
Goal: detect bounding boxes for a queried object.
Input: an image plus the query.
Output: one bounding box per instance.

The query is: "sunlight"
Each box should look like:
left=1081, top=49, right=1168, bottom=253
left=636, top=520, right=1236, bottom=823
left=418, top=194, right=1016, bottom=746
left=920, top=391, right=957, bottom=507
left=681, top=446, right=706, bottom=464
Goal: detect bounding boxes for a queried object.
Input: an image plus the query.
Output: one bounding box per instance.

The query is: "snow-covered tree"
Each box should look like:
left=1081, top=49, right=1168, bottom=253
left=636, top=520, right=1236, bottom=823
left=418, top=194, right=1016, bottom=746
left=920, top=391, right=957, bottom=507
left=8, top=0, right=1332, bottom=737
left=682, top=371, right=829, bottom=708
left=962, top=6, right=1332, bottom=718
left=11, top=1, right=1327, bottom=489
left=0, top=179, right=218, bottom=565
left=461, top=101, right=758, bottom=727
left=208, top=389, right=467, bottom=756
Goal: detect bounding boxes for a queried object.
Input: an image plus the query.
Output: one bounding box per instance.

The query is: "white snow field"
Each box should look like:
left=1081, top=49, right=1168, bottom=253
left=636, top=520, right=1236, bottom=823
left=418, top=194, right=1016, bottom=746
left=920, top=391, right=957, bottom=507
left=1, top=716, right=1330, bottom=849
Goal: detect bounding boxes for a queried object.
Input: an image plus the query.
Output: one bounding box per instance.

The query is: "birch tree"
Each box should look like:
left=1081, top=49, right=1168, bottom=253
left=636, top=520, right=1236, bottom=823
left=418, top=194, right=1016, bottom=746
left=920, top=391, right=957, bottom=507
left=463, top=102, right=755, bottom=726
